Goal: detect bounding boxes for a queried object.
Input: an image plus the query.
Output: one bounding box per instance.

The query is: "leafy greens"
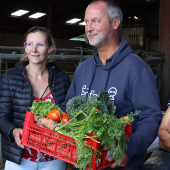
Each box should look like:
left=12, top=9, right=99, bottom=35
left=30, top=101, right=61, bottom=117
left=55, top=91, right=140, bottom=169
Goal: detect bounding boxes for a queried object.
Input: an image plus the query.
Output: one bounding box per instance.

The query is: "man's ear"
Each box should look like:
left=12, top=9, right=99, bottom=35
left=48, top=45, right=55, bottom=54
left=112, top=18, right=120, bottom=30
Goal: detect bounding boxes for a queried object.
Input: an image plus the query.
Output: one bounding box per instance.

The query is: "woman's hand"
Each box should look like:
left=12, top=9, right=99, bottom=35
left=13, top=128, right=25, bottom=149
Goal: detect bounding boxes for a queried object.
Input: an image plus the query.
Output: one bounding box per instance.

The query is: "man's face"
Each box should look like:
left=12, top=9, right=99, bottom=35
left=84, top=1, right=112, bottom=47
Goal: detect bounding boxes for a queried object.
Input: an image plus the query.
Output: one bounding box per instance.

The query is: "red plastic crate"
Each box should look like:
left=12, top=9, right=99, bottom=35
left=21, top=111, right=132, bottom=170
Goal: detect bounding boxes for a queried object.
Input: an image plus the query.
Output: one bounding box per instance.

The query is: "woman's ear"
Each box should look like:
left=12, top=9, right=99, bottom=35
left=48, top=45, right=55, bottom=54
left=112, top=18, right=120, bottom=30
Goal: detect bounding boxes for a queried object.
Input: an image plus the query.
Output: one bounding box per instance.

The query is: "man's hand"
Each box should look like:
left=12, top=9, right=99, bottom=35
left=66, top=163, right=72, bottom=170
left=13, top=128, right=25, bottom=149
left=108, top=152, right=128, bottom=169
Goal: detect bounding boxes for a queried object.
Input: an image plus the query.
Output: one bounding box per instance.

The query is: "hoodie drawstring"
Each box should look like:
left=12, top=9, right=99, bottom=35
left=104, top=69, right=111, bottom=91
left=87, top=64, right=97, bottom=94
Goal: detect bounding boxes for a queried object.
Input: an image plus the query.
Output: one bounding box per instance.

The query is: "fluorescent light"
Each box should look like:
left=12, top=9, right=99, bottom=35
left=66, top=18, right=81, bottom=24
left=69, top=38, right=85, bottom=41
left=79, top=21, right=86, bottom=26
left=11, top=10, right=29, bottom=17
left=29, top=12, right=46, bottom=19
left=134, top=16, right=139, bottom=20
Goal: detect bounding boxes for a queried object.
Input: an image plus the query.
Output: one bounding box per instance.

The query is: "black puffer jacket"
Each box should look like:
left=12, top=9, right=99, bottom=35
left=0, top=61, right=71, bottom=164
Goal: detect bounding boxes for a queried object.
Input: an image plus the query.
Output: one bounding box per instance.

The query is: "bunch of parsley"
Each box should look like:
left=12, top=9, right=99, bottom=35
left=30, top=101, right=61, bottom=117
left=55, top=91, right=140, bottom=170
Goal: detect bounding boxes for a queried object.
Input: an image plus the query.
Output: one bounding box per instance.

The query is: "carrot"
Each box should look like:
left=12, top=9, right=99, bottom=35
left=34, top=115, right=57, bottom=131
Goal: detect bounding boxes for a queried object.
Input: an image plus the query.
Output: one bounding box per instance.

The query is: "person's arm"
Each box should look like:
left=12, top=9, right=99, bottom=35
left=106, top=67, right=162, bottom=168
left=0, top=72, right=17, bottom=142
left=124, top=67, right=162, bottom=162
left=158, top=106, right=170, bottom=152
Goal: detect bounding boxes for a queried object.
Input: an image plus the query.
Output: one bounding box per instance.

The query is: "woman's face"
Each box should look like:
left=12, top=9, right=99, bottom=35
left=24, top=32, right=54, bottom=64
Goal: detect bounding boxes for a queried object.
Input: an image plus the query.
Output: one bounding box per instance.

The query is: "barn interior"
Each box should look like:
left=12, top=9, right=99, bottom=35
left=0, top=0, right=164, bottom=101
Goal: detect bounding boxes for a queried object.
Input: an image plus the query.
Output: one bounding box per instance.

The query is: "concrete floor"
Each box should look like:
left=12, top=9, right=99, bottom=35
left=143, top=149, right=170, bottom=170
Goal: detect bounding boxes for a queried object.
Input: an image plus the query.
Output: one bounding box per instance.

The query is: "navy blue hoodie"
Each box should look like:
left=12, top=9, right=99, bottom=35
left=61, top=38, right=162, bottom=166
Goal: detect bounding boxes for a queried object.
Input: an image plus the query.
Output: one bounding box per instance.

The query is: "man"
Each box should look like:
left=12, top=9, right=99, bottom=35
left=61, top=0, right=162, bottom=169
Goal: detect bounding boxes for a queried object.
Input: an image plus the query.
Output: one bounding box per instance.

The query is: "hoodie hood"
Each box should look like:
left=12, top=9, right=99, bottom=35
left=69, top=38, right=136, bottom=94
left=86, top=37, right=135, bottom=91
left=93, top=38, right=134, bottom=70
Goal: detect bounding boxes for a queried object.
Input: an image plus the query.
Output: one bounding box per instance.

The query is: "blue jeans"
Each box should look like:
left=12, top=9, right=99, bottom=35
left=103, top=165, right=143, bottom=170
left=5, top=158, right=66, bottom=170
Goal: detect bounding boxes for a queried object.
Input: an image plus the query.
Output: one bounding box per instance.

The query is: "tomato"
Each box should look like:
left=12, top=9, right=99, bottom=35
left=60, top=112, right=67, bottom=118
left=95, top=108, right=99, bottom=112
left=46, top=109, right=61, bottom=122
left=61, top=115, right=69, bottom=124
left=124, top=116, right=129, bottom=120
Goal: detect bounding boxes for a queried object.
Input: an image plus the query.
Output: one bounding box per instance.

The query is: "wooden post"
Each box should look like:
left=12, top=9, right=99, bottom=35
left=159, top=0, right=170, bottom=110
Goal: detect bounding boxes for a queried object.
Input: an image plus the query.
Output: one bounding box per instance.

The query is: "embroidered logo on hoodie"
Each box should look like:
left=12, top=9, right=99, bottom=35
left=81, top=85, right=117, bottom=101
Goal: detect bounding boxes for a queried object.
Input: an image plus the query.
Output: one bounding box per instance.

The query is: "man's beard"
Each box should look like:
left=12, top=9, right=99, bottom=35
left=86, top=26, right=112, bottom=47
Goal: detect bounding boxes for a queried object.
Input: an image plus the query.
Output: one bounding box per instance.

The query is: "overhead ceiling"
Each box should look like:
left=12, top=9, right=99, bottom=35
left=0, top=0, right=160, bottom=39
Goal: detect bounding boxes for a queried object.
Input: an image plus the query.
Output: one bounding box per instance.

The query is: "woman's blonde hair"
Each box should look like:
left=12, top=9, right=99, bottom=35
left=20, top=26, right=56, bottom=61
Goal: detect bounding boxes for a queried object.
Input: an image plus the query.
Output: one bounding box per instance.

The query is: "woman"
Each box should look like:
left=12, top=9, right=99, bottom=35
left=0, top=26, right=72, bottom=170
left=158, top=100, right=170, bottom=170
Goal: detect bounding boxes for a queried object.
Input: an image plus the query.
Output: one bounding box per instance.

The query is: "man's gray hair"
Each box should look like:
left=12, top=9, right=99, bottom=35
left=88, top=0, right=123, bottom=31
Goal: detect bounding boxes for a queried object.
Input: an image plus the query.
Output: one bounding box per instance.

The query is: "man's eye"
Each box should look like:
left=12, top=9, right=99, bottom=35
left=94, top=20, right=98, bottom=23
left=85, top=21, right=88, bottom=25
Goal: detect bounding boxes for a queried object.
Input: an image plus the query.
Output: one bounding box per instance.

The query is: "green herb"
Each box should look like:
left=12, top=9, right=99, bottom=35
left=55, top=91, right=140, bottom=169
left=30, top=101, right=61, bottom=117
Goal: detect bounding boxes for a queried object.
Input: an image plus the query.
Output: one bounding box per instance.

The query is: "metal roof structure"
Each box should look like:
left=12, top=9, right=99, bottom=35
left=0, top=0, right=159, bottom=39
